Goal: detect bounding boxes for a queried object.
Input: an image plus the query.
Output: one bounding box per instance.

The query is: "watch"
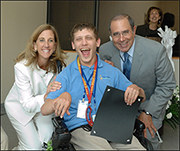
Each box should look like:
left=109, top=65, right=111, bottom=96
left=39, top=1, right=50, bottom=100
left=142, top=110, right=152, bottom=116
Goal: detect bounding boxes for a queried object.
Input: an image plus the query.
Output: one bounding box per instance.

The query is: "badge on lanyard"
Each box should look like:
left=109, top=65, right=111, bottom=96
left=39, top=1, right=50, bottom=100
left=77, top=55, right=98, bottom=126
left=77, top=100, right=88, bottom=119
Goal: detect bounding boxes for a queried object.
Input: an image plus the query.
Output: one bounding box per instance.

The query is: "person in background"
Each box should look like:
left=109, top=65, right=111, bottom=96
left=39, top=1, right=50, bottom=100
left=41, top=22, right=146, bottom=150
left=157, top=12, right=177, bottom=72
left=99, top=13, right=176, bottom=150
left=136, top=6, right=163, bottom=42
left=4, top=24, right=67, bottom=150
left=161, top=12, right=175, bottom=31
left=1, top=126, right=8, bottom=150
left=160, top=12, right=179, bottom=57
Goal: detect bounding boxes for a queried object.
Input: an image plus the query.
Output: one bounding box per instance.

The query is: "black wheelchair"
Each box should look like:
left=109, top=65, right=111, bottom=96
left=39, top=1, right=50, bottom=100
left=133, top=118, right=154, bottom=150
left=44, top=116, right=153, bottom=150
left=44, top=60, right=154, bottom=150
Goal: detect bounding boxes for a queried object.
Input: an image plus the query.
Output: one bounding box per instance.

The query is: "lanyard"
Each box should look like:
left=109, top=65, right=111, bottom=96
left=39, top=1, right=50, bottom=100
left=82, top=69, right=96, bottom=104
left=77, top=55, right=98, bottom=126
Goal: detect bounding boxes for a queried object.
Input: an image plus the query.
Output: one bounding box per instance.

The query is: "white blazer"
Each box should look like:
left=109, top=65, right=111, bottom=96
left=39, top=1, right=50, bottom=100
left=5, top=60, right=56, bottom=126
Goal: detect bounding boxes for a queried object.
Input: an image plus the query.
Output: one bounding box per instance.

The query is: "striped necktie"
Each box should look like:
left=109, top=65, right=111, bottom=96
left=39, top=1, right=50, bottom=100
left=123, top=52, right=131, bottom=80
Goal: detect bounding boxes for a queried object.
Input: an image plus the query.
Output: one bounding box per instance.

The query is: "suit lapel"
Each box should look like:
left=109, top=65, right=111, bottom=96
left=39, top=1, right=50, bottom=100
left=46, top=72, right=55, bottom=86
left=111, top=44, right=122, bottom=71
left=130, top=37, right=144, bottom=83
left=34, top=67, right=54, bottom=87
left=111, top=52, right=122, bottom=71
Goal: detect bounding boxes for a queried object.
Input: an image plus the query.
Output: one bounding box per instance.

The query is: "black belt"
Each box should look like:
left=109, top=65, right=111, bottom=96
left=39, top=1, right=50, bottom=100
left=70, top=124, right=92, bottom=133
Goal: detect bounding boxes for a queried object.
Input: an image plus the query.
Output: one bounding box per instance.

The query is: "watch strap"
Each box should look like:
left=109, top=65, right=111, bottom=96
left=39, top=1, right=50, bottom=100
left=142, top=109, right=152, bottom=116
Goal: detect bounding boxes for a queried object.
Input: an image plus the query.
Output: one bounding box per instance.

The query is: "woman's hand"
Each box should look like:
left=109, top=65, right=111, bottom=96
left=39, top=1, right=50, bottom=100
left=44, top=76, right=62, bottom=100
left=47, top=76, right=61, bottom=93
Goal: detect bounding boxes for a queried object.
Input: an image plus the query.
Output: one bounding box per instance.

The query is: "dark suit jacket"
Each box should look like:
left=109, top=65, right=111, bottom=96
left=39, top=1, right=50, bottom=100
left=99, top=35, right=176, bottom=128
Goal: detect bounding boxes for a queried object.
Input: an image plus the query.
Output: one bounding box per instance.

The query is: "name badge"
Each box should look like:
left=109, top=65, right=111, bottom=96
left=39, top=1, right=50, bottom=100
left=77, top=100, right=88, bottom=119
left=92, top=114, right=96, bottom=122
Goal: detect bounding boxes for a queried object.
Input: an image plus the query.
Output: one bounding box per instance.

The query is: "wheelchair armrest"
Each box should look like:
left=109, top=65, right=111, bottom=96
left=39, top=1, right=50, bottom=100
left=134, top=118, right=145, bottom=139
left=133, top=119, right=154, bottom=150
left=134, top=118, right=145, bottom=132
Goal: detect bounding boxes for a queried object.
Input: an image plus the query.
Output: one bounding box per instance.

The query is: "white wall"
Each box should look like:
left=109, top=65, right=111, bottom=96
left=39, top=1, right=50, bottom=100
left=1, top=1, right=47, bottom=103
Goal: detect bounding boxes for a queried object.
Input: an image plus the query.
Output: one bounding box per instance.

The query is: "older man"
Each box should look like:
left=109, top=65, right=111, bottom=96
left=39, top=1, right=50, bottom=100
left=99, top=13, right=176, bottom=150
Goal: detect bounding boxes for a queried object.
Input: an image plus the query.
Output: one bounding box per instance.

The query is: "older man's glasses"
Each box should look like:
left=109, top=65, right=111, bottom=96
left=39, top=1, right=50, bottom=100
left=112, top=30, right=131, bottom=38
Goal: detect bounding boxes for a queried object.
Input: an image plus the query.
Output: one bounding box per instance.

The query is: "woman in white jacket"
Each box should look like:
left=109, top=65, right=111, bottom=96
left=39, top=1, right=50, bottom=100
left=4, top=24, right=67, bottom=150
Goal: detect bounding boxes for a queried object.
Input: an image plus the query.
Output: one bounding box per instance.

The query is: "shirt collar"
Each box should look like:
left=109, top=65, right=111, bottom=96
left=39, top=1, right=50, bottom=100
left=36, top=64, right=49, bottom=77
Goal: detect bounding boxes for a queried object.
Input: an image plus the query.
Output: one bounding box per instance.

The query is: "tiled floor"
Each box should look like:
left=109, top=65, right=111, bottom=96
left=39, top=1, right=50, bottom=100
left=1, top=107, right=179, bottom=150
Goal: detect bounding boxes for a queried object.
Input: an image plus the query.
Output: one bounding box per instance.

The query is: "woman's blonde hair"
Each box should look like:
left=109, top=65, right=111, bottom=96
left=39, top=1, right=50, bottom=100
left=15, top=24, right=67, bottom=73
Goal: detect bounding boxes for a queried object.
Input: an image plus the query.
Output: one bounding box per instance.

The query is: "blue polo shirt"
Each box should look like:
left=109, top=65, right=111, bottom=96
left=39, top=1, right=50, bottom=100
left=47, top=54, right=132, bottom=131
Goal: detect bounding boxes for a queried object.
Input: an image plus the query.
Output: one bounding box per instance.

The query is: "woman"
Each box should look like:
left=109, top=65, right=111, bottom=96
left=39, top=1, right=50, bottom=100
left=4, top=24, right=67, bottom=150
left=136, top=6, right=163, bottom=38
